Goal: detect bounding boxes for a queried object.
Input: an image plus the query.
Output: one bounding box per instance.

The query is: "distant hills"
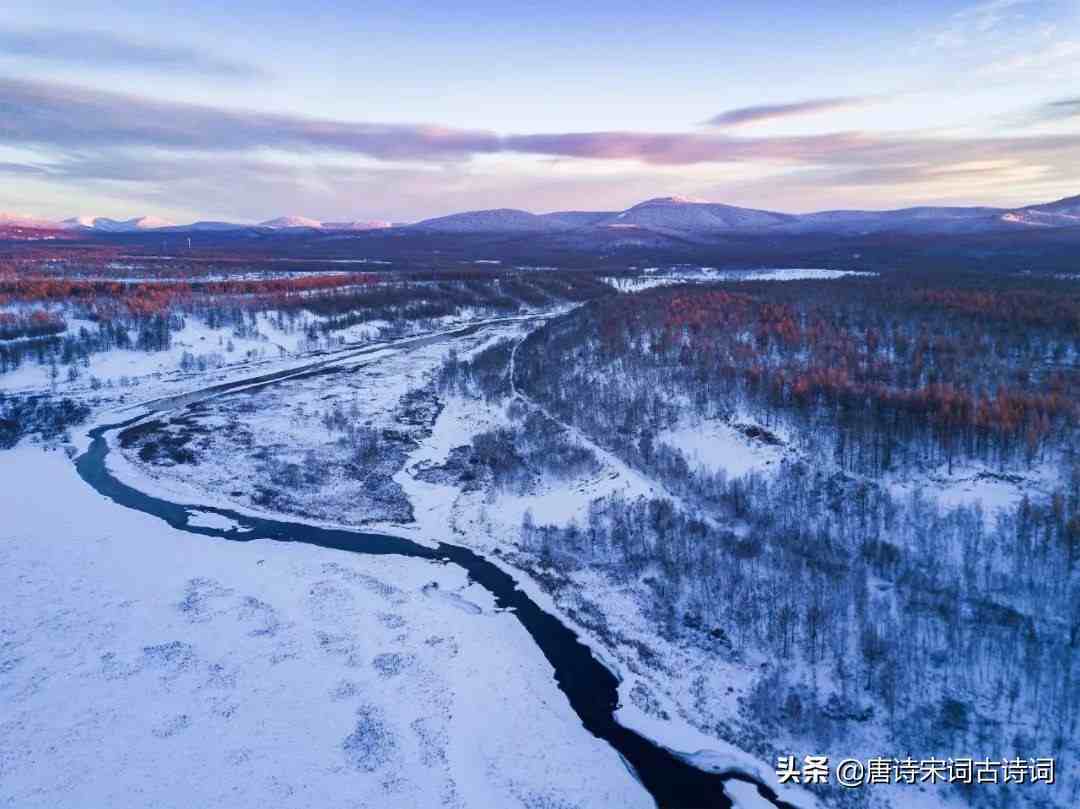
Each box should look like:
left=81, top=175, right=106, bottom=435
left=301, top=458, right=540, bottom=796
left=7, top=193, right=1080, bottom=240
left=38, top=215, right=394, bottom=233
left=61, top=215, right=177, bottom=232
left=410, top=194, right=1080, bottom=237
left=256, top=216, right=393, bottom=230
left=998, top=195, right=1080, bottom=228
left=410, top=208, right=573, bottom=234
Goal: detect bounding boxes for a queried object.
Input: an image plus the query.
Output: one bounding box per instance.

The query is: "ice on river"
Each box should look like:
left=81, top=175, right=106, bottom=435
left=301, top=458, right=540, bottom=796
left=185, top=509, right=249, bottom=532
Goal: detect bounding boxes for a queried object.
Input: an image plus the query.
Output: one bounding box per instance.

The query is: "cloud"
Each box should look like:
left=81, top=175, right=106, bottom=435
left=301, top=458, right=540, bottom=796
left=4, top=76, right=1080, bottom=173
left=6, top=143, right=1077, bottom=222
left=1042, top=97, right=1080, bottom=118
left=0, top=77, right=501, bottom=160
left=504, top=129, right=1080, bottom=171
left=26, top=155, right=677, bottom=223
left=1031, top=96, right=1080, bottom=123
left=961, top=0, right=1035, bottom=30
left=931, top=0, right=1078, bottom=79
left=0, top=27, right=265, bottom=78
left=0, top=161, right=49, bottom=176
left=932, top=0, right=1040, bottom=47
left=503, top=131, right=882, bottom=165
left=703, top=97, right=872, bottom=128
left=2, top=76, right=1079, bottom=219
left=0, top=79, right=890, bottom=168
left=1011, top=96, right=1080, bottom=127
left=787, top=160, right=1045, bottom=189
left=979, top=38, right=1080, bottom=76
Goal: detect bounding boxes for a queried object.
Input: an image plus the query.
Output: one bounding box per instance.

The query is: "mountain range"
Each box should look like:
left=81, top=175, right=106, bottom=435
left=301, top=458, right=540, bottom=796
left=408, top=194, right=1080, bottom=237
left=4, top=193, right=1079, bottom=240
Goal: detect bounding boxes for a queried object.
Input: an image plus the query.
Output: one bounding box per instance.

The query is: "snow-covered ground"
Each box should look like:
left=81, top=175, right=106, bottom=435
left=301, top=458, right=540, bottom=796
left=0, top=445, right=652, bottom=809
left=602, top=269, right=875, bottom=292
left=0, top=304, right=542, bottom=397
left=90, top=319, right=825, bottom=806
left=106, top=320, right=537, bottom=529
left=658, top=417, right=790, bottom=478
left=19, top=299, right=1065, bottom=809
left=382, top=393, right=826, bottom=808
left=0, top=310, right=380, bottom=393
left=389, top=393, right=660, bottom=546
left=659, top=412, right=1059, bottom=520
left=94, top=318, right=1049, bottom=809
left=884, top=457, right=1060, bottom=520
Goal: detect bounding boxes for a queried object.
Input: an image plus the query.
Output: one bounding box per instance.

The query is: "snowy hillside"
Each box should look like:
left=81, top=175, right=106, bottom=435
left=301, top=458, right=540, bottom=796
left=411, top=208, right=576, bottom=233
left=64, top=215, right=178, bottom=232
left=598, top=196, right=796, bottom=233
left=539, top=210, right=616, bottom=227
left=400, top=193, right=1080, bottom=238
left=322, top=220, right=393, bottom=231
left=791, top=205, right=1005, bottom=234
left=1002, top=194, right=1080, bottom=227
left=6, top=192, right=1080, bottom=241
left=257, top=216, right=324, bottom=229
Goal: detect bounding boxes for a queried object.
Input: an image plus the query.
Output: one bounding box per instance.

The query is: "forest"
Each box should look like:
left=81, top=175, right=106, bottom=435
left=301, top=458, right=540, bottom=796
left=441, top=270, right=1079, bottom=808
left=525, top=275, right=1078, bottom=476
left=0, top=260, right=613, bottom=378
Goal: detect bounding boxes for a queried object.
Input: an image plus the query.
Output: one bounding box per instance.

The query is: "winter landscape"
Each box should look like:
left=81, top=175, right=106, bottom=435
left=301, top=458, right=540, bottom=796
left=3, top=3, right=1080, bottom=809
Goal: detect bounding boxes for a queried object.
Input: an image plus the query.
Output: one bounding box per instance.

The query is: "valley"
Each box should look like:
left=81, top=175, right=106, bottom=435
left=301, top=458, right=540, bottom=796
left=2, top=234, right=1077, bottom=809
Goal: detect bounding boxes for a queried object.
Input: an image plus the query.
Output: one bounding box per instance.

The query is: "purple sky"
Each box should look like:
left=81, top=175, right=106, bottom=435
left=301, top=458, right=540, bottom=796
left=2, top=0, right=1079, bottom=222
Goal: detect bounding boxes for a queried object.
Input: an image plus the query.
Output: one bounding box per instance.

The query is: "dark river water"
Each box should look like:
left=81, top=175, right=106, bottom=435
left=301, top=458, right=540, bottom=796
left=76, top=414, right=795, bottom=809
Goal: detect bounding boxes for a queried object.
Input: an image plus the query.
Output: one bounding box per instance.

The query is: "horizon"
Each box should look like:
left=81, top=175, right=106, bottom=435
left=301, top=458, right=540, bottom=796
left=3, top=1, right=1079, bottom=222
left=4, top=188, right=1079, bottom=228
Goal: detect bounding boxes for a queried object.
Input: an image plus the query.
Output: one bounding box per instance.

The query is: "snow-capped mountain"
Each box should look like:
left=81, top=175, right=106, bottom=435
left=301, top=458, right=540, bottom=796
left=64, top=216, right=177, bottom=232
left=321, top=220, right=393, bottom=231
left=257, top=216, right=324, bottom=230
left=232, top=217, right=393, bottom=231
left=391, top=193, right=1080, bottom=240
left=197, top=217, right=393, bottom=231
left=3, top=193, right=1073, bottom=242
left=50, top=214, right=394, bottom=232
left=163, top=221, right=256, bottom=232
left=596, top=196, right=797, bottom=233
left=407, top=198, right=799, bottom=237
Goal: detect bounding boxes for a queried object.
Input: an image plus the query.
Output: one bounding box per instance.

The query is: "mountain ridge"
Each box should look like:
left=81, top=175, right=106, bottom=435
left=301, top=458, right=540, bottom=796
left=13, top=193, right=1080, bottom=238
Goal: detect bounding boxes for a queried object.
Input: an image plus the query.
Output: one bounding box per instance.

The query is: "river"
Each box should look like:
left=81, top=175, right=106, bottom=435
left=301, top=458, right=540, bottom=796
left=73, top=327, right=797, bottom=809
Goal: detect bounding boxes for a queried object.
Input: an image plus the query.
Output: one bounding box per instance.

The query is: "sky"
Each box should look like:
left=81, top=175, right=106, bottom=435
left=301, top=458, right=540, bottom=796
left=1, top=0, right=1079, bottom=223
